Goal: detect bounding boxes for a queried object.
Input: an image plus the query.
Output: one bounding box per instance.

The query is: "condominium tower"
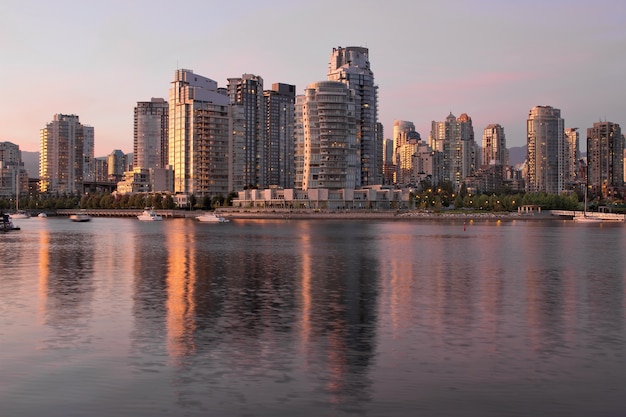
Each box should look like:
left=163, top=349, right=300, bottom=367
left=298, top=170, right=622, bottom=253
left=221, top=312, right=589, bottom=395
left=482, top=124, right=508, bottom=166
left=429, top=112, right=477, bottom=190
left=564, top=127, right=580, bottom=185
left=393, top=120, right=421, bottom=185
left=296, top=81, right=357, bottom=190
left=264, top=83, right=296, bottom=189
left=134, top=98, right=169, bottom=170
left=587, top=121, right=624, bottom=197
left=227, top=74, right=265, bottom=191
left=526, top=106, right=565, bottom=194
left=327, top=46, right=379, bottom=186
left=39, top=114, right=94, bottom=194
left=168, top=69, right=230, bottom=197
left=0, top=141, right=27, bottom=199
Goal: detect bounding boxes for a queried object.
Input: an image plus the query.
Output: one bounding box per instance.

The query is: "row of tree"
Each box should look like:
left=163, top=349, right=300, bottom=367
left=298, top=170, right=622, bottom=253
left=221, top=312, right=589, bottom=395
left=0, top=192, right=238, bottom=211
left=0, top=189, right=615, bottom=213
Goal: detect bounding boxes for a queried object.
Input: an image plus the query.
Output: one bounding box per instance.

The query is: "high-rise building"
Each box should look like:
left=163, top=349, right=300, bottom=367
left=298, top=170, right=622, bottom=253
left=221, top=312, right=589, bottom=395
left=296, top=81, right=357, bottom=190
left=264, top=83, right=296, bottom=189
left=526, top=106, right=565, bottom=194
left=328, top=46, right=379, bottom=186
left=429, top=112, right=477, bottom=190
left=382, top=138, right=395, bottom=185
left=482, top=124, right=508, bottom=166
left=134, top=98, right=169, bottom=170
left=169, top=69, right=230, bottom=197
left=587, top=121, right=623, bottom=198
left=39, top=114, right=94, bottom=194
left=294, top=95, right=306, bottom=189
left=227, top=74, right=266, bottom=191
left=107, top=149, right=127, bottom=181
left=564, top=127, right=580, bottom=185
left=393, top=120, right=421, bottom=185
left=0, top=141, right=27, bottom=199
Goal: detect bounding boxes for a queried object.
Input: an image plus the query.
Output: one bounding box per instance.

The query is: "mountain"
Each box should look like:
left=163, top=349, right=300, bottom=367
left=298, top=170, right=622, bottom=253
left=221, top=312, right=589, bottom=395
left=22, top=151, right=39, bottom=178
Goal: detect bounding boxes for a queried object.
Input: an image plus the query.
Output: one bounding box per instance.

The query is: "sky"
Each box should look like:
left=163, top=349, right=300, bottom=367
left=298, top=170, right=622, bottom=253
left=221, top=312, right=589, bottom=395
left=1, top=0, right=625, bottom=156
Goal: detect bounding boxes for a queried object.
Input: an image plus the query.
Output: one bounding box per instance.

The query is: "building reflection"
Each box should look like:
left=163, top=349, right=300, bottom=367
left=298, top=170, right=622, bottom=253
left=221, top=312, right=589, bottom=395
left=165, top=221, right=198, bottom=361
left=295, top=221, right=378, bottom=409
left=37, top=230, right=95, bottom=344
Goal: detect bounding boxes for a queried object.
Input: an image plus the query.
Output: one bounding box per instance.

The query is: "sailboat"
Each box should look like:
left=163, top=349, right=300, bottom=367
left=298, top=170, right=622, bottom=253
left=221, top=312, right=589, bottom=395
left=10, top=171, right=30, bottom=219
left=573, top=186, right=601, bottom=223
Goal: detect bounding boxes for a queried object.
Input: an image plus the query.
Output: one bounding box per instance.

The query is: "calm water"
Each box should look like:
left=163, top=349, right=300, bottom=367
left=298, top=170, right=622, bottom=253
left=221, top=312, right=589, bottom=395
left=1, top=216, right=625, bottom=417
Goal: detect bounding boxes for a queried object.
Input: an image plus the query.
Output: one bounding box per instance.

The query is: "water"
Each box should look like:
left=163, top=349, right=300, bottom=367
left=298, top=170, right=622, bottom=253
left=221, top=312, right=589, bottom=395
left=1, top=216, right=625, bottom=417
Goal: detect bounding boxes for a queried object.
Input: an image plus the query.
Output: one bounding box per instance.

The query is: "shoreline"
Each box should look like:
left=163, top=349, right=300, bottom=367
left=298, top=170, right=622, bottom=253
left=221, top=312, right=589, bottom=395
left=47, top=208, right=564, bottom=221
left=218, top=209, right=556, bottom=221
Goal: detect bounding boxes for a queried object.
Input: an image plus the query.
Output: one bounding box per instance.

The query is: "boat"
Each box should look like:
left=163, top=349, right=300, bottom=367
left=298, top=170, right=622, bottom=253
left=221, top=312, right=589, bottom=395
left=573, top=186, right=608, bottom=223
left=70, top=213, right=91, bottom=222
left=196, top=212, right=230, bottom=223
left=37, top=212, right=48, bottom=218
left=10, top=173, right=30, bottom=219
left=1, top=213, right=20, bottom=232
left=137, top=209, right=162, bottom=221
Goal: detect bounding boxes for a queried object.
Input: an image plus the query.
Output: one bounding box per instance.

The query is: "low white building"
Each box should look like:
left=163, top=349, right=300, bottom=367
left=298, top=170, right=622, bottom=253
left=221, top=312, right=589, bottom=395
left=231, top=186, right=409, bottom=210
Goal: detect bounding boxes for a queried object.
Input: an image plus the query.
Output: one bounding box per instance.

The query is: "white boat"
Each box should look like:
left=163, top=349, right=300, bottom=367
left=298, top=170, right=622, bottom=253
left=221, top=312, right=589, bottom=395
left=573, top=186, right=613, bottom=223
left=10, top=211, right=30, bottom=220
left=573, top=214, right=603, bottom=223
left=70, top=213, right=91, bottom=222
left=11, top=174, right=29, bottom=219
left=137, top=209, right=162, bottom=221
left=196, top=212, right=230, bottom=223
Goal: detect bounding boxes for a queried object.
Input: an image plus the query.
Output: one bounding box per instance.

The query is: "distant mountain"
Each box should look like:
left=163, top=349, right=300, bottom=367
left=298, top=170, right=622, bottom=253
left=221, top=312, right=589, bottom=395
left=22, top=151, right=39, bottom=178
left=508, top=146, right=526, bottom=166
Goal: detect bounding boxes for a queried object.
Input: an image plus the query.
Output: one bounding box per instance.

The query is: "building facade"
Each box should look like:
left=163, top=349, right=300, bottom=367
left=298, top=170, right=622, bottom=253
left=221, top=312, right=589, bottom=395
left=0, top=141, right=28, bottom=200
left=169, top=69, right=230, bottom=197
left=526, top=106, right=565, bottom=194
left=297, top=81, right=357, bottom=190
left=134, top=98, right=169, bottom=170
left=327, top=46, right=379, bottom=186
left=482, top=124, right=508, bottom=166
left=564, top=127, right=580, bottom=186
left=227, top=74, right=266, bottom=191
left=429, top=112, right=477, bottom=190
left=264, top=83, right=296, bottom=189
left=39, top=114, right=94, bottom=194
left=587, top=121, right=624, bottom=198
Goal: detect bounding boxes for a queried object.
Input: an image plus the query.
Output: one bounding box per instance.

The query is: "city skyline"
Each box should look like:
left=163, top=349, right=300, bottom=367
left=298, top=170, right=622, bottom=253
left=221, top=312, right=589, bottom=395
left=1, top=0, right=625, bottom=156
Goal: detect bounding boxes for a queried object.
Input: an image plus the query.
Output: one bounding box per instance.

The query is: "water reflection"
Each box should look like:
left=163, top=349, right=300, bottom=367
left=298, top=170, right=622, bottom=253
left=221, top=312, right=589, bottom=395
left=38, top=229, right=95, bottom=350
left=3, top=219, right=626, bottom=416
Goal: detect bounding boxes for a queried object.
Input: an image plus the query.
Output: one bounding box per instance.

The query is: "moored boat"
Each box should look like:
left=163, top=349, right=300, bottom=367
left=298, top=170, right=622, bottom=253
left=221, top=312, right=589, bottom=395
left=137, top=209, right=162, bottom=221
left=70, top=213, right=91, bottom=222
left=196, top=212, right=229, bottom=223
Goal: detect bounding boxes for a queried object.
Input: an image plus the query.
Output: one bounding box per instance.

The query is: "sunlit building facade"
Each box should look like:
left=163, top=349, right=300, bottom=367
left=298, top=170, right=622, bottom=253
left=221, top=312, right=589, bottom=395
left=392, top=120, right=421, bottom=185
left=587, top=121, right=623, bottom=198
left=297, top=81, right=357, bottom=190
left=482, top=124, right=508, bottom=166
left=39, top=114, right=93, bottom=194
left=328, top=46, right=379, bottom=186
left=526, top=105, right=565, bottom=194
left=564, top=127, right=580, bottom=186
left=227, top=74, right=266, bottom=191
left=169, top=69, right=230, bottom=197
left=134, top=98, right=169, bottom=170
left=429, top=112, right=477, bottom=190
